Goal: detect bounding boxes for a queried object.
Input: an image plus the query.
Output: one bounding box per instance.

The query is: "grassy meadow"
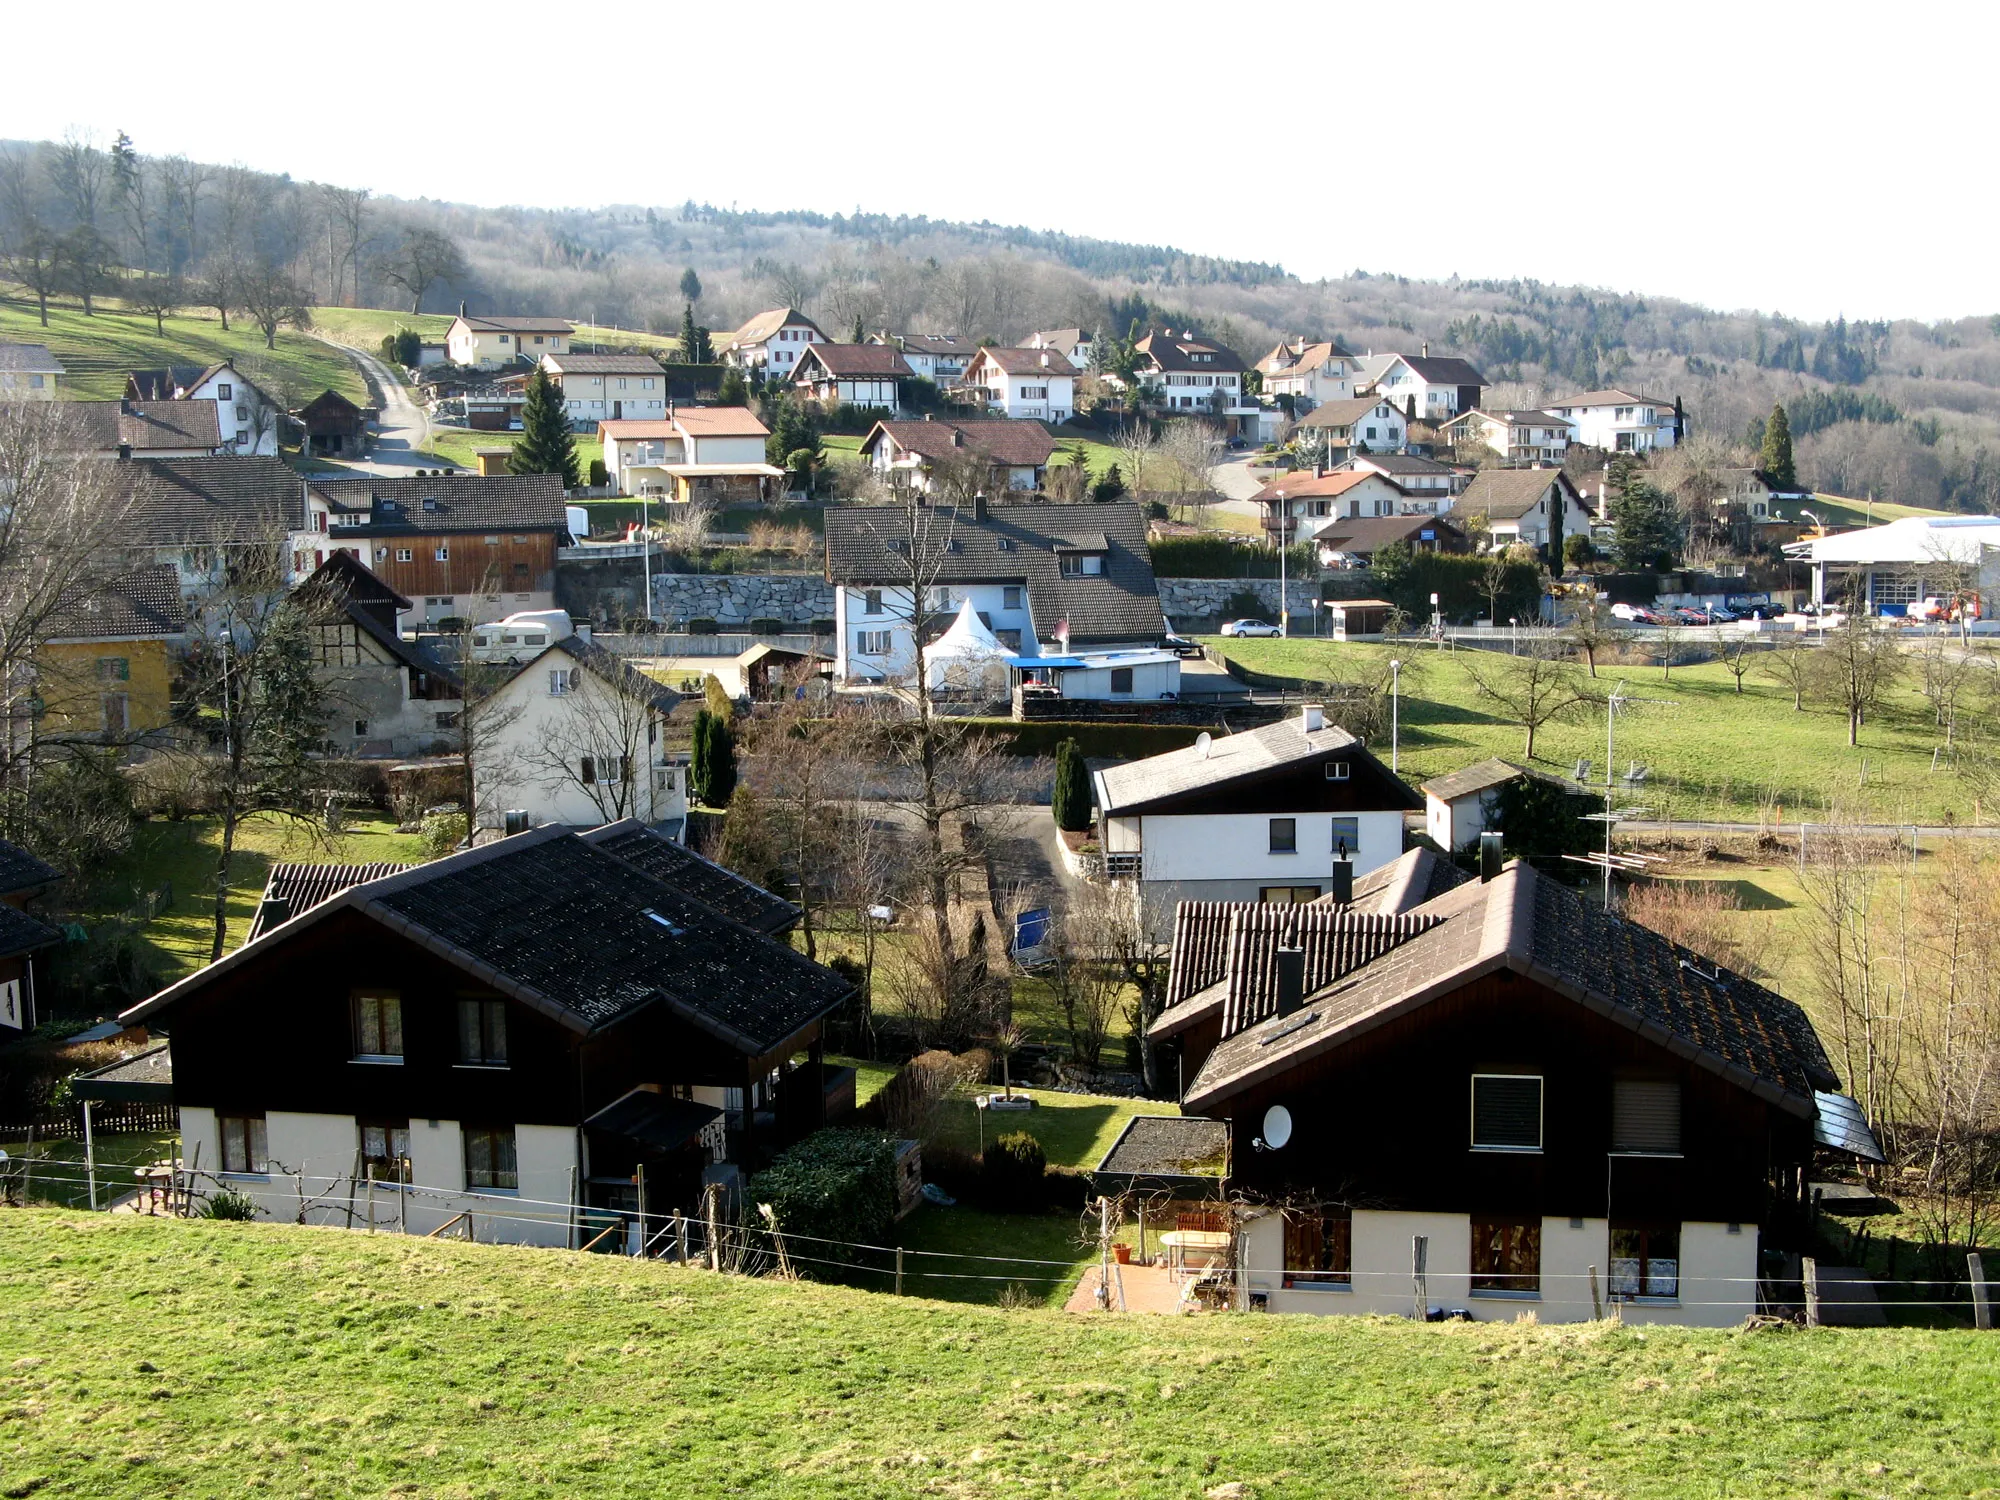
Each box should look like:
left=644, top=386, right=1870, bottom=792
left=1211, top=635, right=1992, bottom=826
left=0, top=1210, right=1995, bottom=1498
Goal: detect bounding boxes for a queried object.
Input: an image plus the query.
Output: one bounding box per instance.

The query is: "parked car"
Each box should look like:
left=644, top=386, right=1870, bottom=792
left=1672, top=607, right=1712, bottom=626
left=1610, top=603, right=1659, bottom=625
left=1221, top=618, right=1282, bottom=638
left=1706, top=604, right=1740, bottom=623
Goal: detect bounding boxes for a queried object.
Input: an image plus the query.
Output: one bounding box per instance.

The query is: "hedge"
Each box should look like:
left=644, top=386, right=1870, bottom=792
left=963, top=720, right=1211, bottom=760
left=1149, top=535, right=1317, bottom=579
left=747, top=1128, right=898, bottom=1267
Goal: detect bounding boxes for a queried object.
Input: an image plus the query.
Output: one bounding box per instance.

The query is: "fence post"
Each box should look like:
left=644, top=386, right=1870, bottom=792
left=365, top=1164, right=376, bottom=1233
left=895, top=1245, right=904, bottom=1296
left=635, top=1164, right=648, bottom=1257
left=1970, top=1253, right=1992, bottom=1331
left=83, top=1101, right=98, bottom=1212
left=676, top=1212, right=688, bottom=1265
left=705, top=1181, right=722, bottom=1273
left=1589, top=1264, right=1602, bottom=1321
left=1412, top=1234, right=1429, bottom=1320
left=1803, top=1256, right=1821, bottom=1328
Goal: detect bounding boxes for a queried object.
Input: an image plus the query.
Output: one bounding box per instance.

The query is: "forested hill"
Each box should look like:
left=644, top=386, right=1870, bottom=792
left=4, top=133, right=2000, bottom=511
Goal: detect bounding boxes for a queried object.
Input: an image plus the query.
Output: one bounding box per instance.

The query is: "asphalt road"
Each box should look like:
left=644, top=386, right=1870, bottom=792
left=317, top=339, right=436, bottom=474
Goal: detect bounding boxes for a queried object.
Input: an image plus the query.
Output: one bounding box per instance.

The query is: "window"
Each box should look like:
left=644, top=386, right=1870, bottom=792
left=1470, top=1216, right=1541, bottom=1296
left=218, top=1114, right=267, bottom=1174
left=1611, top=1079, right=1681, bottom=1154
left=217, top=383, right=232, bottom=400
left=458, top=998, right=508, bottom=1066
left=353, top=719, right=369, bottom=738
left=548, top=668, right=576, bottom=695
left=235, top=404, right=248, bottom=421
left=534, top=335, right=544, bottom=345
left=96, top=655, right=130, bottom=682
left=1283, top=1207, right=1352, bottom=1288
left=434, top=712, right=458, bottom=729
left=580, top=754, right=597, bottom=785
left=434, top=547, right=449, bottom=562
left=1269, top=817, right=1297, bottom=854
left=1109, top=667, right=1134, bottom=694
left=1021, top=385, right=1048, bottom=400
left=863, top=589, right=882, bottom=615
left=1325, top=760, right=1350, bottom=781
left=462, top=1125, right=518, bottom=1191
left=396, top=548, right=413, bottom=562
left=499, top=334, right=512, bottom=345
left=856, top=629, right=892, bottom=655
left=236, top=429, right=250, bottom=447
left=1471, top=1074, right=1542, bottom=1151
left=1329, top=816, right=1359, bottom=856
left=1609, top=1222, right=1680, bottom=1300
left=352, top=991, right=404, bottom=1061
left=101, top=693, right=129, bottom=734
left=1002, top=586, right=1023, bottom=611
left=1059, top=553, right=1104, bottom=577
left=1259, top=885, right=1322, bottom=904
left=642, top=378, right=654, bottom=390
left=359, top=1119, right=412, bottom=1183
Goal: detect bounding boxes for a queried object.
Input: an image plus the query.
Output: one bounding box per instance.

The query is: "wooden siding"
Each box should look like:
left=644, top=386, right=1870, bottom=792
left=356, top=533, right=559, bottom=600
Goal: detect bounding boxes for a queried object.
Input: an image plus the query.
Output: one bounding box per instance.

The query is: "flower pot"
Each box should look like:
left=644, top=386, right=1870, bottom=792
left=1113, top=1244, right=1132, bottom=1265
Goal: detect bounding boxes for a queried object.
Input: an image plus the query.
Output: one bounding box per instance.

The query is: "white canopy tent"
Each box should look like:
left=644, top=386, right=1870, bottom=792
left=924, top=598, right=1013, bottom=693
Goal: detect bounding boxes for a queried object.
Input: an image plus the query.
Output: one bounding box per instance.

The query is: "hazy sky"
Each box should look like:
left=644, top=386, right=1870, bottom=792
left=6, top=2, right=1991, bottom=323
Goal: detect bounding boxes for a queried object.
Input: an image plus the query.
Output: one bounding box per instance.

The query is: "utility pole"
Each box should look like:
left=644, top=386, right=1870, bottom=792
left=1389, top=658, right=1402, bottom=773
left=1276, top=489, right=1288, bottom=637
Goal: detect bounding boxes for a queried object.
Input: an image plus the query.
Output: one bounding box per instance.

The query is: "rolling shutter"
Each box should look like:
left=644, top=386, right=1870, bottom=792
left=1471, top=1075, right=1542, bottom=1150
left=1612, top=1080, right=1681, bottom=1154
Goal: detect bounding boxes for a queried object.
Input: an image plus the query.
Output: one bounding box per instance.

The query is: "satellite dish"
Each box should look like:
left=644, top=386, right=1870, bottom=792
left=1194, top=732, right=1212, bottom=760
left=1261, top=1105, right=1293, bottom=1150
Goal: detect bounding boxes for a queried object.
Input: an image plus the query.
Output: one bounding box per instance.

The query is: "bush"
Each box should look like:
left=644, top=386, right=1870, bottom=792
left=921, top=1143, right=984, bottom=1202
left=686, top=618, right=720, bottom=635
left=1042, top=1164, right=1095, bottom=1212
left=808, top=618, right=836, bottom=636
left=981, top=1131, right=1048, bottom=1213
left=860, top=1049, right=977, bottom=1140
left=128, top=754, right=216, bottom=820
left=200, top=1190, right=259, bottom=1221
left=749, top=1128, right=897, bottom=1267
left=588, top=458, right=610, bottom=488
left=1149, top=535, right=1314, bottom=580
left=748, top=617, right=784, bottom=636
left=419, top=810, right=468, bottom=859
left=957, top=1047, right=995, bottom=1086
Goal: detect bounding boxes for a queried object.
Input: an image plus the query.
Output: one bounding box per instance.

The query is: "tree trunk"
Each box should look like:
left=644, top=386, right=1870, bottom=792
left=35, top=291, right=47, bottom=326
left=210, top=803, right=240, bottom=964
left=410, top=291, right=423, bottom=315
left=153, top=311, right=164, bottom=336
left=1523, top=721, right=1537, bottom=759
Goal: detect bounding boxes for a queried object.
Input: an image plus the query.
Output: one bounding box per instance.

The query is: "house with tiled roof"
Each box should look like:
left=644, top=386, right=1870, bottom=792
left=1314, top=513, right=1470, bottom=570
left=67, top=399, right=223, bottom=458
left=1130, top=330, right=1268, bottom=437
left=1546, top=388, right=1682, bottom=453
left=118, top=456, right=303, bottom=587
left=119, top=825, right=856, bottom=1243
left=540, top=352, right=667, bottom=429
left=790, top=343, right=913, bottom=413
left=859, top=417, right=1055, bottom=494
left=870, top=333, right=980, bottom=387
left=124, top=362, right=279, bottom=454
left=1441, top=408, right=1576, bottom=465
left=1259, top=337, right=1363, bottom=413
left=1289, top=397, right=1410, bottom=464
left=1158, top=855, right=1878, bottom=1325
left=1419, top=757, right=1588, bottom=852
left=960, top=346, right=1076, bottom=424
left=302, top=473, right=571, bottom=627
left=1455, top=466, right=1588, bottom=555
left=0, top=342, right=64, bottom=397
left=598, top=408, right=782, bottom=503
left=823, top=497, right=1162, bottom=684
left=1341, top=452, right=1466, bottom=511
left=1247, top=468, right=1410, bottom=543
left=295, top=552, right=462, bottom=758
left=445, top=311, right=574, bottom=369
left=721, top=307, right=826, bottom=377
left=1358, top=349, right=1487, bottom=421
left=1022, top=328, right=1094, bottom=372
left=39, top=564, right=187, bottom=744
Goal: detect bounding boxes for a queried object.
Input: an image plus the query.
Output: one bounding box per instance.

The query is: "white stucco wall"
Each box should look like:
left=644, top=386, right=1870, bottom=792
left=1058, top=660, right=1179, bottom=700
left=1135, top=808, right=1404, bottom=884
left=475, top=658, right=686, bottom=830
left=836, top=582, right=1039, bottom=683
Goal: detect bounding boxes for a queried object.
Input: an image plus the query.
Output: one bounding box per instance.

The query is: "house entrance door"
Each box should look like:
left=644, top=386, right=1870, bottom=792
left=612, top=400, right=623, bottom=419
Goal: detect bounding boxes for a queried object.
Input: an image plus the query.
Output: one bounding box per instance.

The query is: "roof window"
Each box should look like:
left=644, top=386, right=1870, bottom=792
left=642, top=908, right=686, bottom=936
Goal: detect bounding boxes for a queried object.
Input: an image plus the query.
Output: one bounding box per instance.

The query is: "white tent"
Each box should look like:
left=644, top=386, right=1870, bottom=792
left=925, top=598, right=1013, bottom=693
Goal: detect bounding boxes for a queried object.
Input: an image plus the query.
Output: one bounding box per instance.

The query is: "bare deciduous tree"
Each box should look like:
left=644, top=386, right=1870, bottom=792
left=512, top=653, right=670, bottom=825
left=46, top=129, right=105, bottom=231
left=1814, top=616, right=1905, bottom=747
left=375, top=227, right=468, bottom=314
left=1761, top=639, right=1815, bottom=711
left=236, top=257, right=313, bottom=350
left=1462, top=629, right=1601, bottom=760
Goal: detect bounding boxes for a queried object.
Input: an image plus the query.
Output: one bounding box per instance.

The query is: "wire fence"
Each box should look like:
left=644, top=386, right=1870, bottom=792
left=3, top=1156, right=1991, bottom=1321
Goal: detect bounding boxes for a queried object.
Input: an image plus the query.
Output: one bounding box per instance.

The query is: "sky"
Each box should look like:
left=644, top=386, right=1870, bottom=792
left=6, top=1, right=1994, bottom=324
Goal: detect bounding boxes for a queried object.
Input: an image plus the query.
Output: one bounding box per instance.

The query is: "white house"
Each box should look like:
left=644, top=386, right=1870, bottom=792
left=789, top=343, right=912, bottom=413
left=1421, top=757, right=1586, bottom=852
left=124, top=362, right=280, bottom=454
left=1290, top=398, right=1408, bottom=461
left=598, top=407, right=782, bottom=502
left=1249, top=470, right=1412, bottom=544
left=870, top=333, right=978, bottom=387
left=1455, top=467, right=1589, bottom=555
left=1546, top=388, right=1681, bottom=452
left=1359, top=350, right=1487, bottom=421
left=858, top=418, right=1054, bottom=494
left=445, top=313, right=574, bottom=369
left=0, top=342, right=64, bottom=397
left=823, top=498, right=1162, bottom=684
left=721, top=308, right=827, bottom=376
left=1093, top=705, right=1422, bottom=934
left=1442, top=408, right=1575, bottom=464
left=1342, top=453, right=1465, bottom=508
left=1260, top=337, right=1363, bottom=413
left=959, top=346, right=1077, bottom=423
left=1131, top=330, right=1266, bottom=437
left=1023, top=328, right=1094, bottom=372
left=472, top=636, right=689, bottom=835
left=540, top=353, right=667, bottom=428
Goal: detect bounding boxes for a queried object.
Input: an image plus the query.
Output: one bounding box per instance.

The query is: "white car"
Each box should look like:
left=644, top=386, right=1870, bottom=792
left=1221, top=618, right=1281, bottom=638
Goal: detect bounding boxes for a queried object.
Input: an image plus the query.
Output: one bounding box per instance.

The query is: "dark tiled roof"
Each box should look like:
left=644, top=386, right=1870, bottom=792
left=1420, top=757, right=1586, bottom=802
left=0, top=839, right=60, bottom=896
left=587, top=1089, right=721, bottom=1151
left=1095, top=715, right=1419, bottom=815
left=1456, top=467, right=1578, bottom=521
left=48, top=564, right=187, bottom=641
left=546, top=353, right=665, bottom=375
left=892, top=334, right=979, bottom=356
left=1349, top=453, right=1454, bottom=476
left=795, top=343, right=914, bottom=379
left=1316, top=515, right=1468, bottom=555
left=1343, top=847, right=1469, bottom=914
left=1292, top=398, right=1399, bottom=430
left=583, top=820, right=799, bottom=935
left=1220, top=905, right=1440, bottom=1037
left=459, top=315, right=574, bottom=333
left=1094, top=1114, right=1228, bottom=1177
left=121, top=456, right=302, bottom=546
left=1383, top=353, right=1487, bottom=387
left=248, top=862, right=412, bottom=941
left=1186, top=864, right=1837, bottom=1112
left=551, top=636, right=683, bottom=714
left=71, top=1043, right=174, bottom=1102
left=971, top=346, right=1077, bottom=377
left=864, top=419, right=1055, bottom=468
left=823, top=500, right=1161, bottom=644
left=1134, top=332, right=1246, bottom=374
left=0, top=900, right=61, bottom=960
left=68, top=400, right=220, bottom=452
left=0, top=342, right=64, bottom=373
left=310, top=473, right=568, bottom=534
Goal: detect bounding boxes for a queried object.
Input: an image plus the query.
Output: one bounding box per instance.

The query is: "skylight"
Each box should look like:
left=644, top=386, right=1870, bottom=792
left=642, top=908, right=685, bottom=936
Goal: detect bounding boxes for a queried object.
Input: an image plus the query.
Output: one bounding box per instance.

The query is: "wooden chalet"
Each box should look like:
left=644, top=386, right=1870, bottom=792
left=295, top=389, right=371, bottom=458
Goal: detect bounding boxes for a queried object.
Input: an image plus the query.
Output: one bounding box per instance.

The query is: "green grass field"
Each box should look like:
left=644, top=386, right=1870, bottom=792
left=310, top=307, right=681, bottom=361
left=1771, top=492, right=1949, bottom=527
left=1, top=1210, right=1994, bottom=1497
left=415, top=425, right=605, bottom=477
left=0, top=287, right=367, bottom=403
left=1212, top=636, right=1991, bottom=825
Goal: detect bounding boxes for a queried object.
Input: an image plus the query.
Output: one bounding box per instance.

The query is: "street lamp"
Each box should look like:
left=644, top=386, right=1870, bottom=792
left=1276, top=489, right=1288, bottom=638
left=1389, top=658, right=1402, bottom=773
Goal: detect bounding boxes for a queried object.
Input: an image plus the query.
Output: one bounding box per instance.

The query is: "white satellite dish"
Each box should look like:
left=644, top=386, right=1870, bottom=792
left=1261, top=1104, right=1293, bottom=1150
left=1194, top=732, right=1212, bottom=760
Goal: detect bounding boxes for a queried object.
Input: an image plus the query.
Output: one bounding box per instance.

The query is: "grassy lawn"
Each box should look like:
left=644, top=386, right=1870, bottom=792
left=2, top=1211, right=1996, bottom=1497
left=0, top=1133, right=177, bottom=1209
left=417, top=424, right=604, bottom=475
left=0, top=287, right=367, bottom=403
left=1771, top=492, right=1949, bottom=526
left=310, top=307, right=681, bottom=361
left=86, top=815, right=428, bottom=984
left=1211, top=636, right=1990, bottom=825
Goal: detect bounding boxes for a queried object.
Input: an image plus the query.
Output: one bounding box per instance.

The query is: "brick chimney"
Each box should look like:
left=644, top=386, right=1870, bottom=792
left=972, top=490, right=987, bottom=522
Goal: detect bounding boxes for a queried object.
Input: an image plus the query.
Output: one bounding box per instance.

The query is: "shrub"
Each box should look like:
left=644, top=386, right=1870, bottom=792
left=1042, top=1164, right=1095, bottom=1212
left=921, top=1143, right=984, bottom=1202
left=200, top=1190, right=259, bottom=1221
left=809, top=618, right=836, bottom=636
left=957, top=1047, right=995, bottom=1086
left=419, top=810, right=468, bottom=859
left=1150, top=535, right=1314, bottom=580
left=748, top=617, right=784, bottom=636
left=749, top=1128, right=897, bottom=1267
left=686, top=618, right=720, bottom=635
left=981, top=1131, right=1047, bottom=1213
left=860, top=1049, right=976, bottom=1140
left=588, top=458, right=610, bottom=488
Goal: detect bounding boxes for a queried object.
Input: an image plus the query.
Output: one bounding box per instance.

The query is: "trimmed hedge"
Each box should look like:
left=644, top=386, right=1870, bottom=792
left=964, top=720, right=1211, bottom=760
left=981, top=1131, right=1048, bottom=1213
left=1149, top=535, right=1316, bottom=579
left=748, top=1128, right=898, bottom=1267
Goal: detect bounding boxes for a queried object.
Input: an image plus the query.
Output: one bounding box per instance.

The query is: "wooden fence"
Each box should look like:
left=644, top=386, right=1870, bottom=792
left=0, top=1102, right=177, bottom=1142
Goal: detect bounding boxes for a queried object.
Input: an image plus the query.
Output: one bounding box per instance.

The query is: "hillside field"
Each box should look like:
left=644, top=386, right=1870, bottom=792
left=1212, top=636, right=1992, bottom=826
left=0, top=1211, right=1993, bottom=1498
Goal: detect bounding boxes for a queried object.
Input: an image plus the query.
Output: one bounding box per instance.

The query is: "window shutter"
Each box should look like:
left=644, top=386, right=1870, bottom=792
left=1472, top=1075, right=1542, bottom=1150
left=1612, top=1080, right=1681, bottom=1154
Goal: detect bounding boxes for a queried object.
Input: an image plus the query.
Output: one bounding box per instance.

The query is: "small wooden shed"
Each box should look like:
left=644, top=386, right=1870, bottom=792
left=296, top=389, right=369, bottom=456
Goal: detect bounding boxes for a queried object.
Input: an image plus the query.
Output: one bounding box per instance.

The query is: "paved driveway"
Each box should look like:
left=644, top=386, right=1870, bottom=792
left=317, top=339, right=437, bottom=475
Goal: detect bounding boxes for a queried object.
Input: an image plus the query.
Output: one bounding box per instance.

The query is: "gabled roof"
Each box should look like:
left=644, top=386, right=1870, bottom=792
left=793, top=343, right=914, bottom=380
left=455, top=314, right=574, bottom=333
left=1314, top=515, right=1468, bottom=555
left=120, top=456, right=302, bottom=546
left=1347, top=453, right=1455, bottom=476
left=1548, top=388, right=1673, bottom=410
left=1185, top=862, right=1840, bottom=1112
left=582, top=820, right=799, bottom=935
left=67, top=399, right=221, bottom=452
left=125, top=362, right=253, bottom=402
left=0, top=839, right=61, bottom=897
left=247, top=862, right=412, bottom=942
left=1261, top=338, right=1359, bottom=373
left=728, top=308, right=825, bottom=348
left=309, top=473, right=568, bottom=534
left=125, top=827, right=852, bottom=1054
left=542, top=353, right=664, bottom=376
left=47, top=563, right=187, bottom=641
left=1291, top=397, right=1403, bottom=431
left=598, top=407, right=771, bottom=442
left=1373, top=352, right=1488, bottom=387
left=823, top=500, right=1161, bottom=643
left=1024, top=329, right=1091, bottom=358
left=1094, top=715, right=1421, bottom=816
left=1344, top=846, right=1469, bottom=915
left=0, top=342, right=64, bottom=374
left=298, top=553, right=460, bottom=690
left=1133, top=331, right=1246, bottom=374
left=890, top=333, right=979, bottom=357
left=861, top=418, right=1054, bottom=468
left=1420, top=756, right=1587, bottom=802
left=1249, top=470, right=1404, bottom=503
left=0, top=902, right=61, bottom=962
left=1456, top=466, right=1580, bottom=521
left=969, top=346, right=1077, bottom=377
left=539, top=635, right=684, bottom=715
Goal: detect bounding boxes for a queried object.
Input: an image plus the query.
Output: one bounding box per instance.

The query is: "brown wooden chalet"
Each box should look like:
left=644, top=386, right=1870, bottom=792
left=120, top=825, right=846, bottom=1243
left=1151, top=854, right=1879, bottom=1324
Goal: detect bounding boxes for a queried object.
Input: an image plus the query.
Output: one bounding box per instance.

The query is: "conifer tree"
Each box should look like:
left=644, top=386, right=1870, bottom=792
left=1760, top=402, right=1796, bottom=489
left=508, top=368, right=580, bottom=488
left=676, top=304, right=713, bottom=364
left=679, top=266, right=702, bottom=302
left=718, top=367, right=749, bottom=407
left=1052, top=738, right=1092, bottom=832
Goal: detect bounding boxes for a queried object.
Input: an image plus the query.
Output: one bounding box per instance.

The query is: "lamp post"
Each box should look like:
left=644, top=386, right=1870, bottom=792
left=1389, top=658, right=1402, bottom=773
left=1276, top=489, right=1288, bottom=638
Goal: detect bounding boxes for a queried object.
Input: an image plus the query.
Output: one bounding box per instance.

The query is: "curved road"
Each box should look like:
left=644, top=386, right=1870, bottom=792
left=316, top=338, right=437, bottom=475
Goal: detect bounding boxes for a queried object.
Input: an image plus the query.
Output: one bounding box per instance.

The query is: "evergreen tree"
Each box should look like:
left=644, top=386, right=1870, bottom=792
left=679, top=266, right=702, bottom=302
left=676, top=304, right=714, bottom=364
left=1760, top=402, right=1796, bottom=489
left=851, top=314, right=865, bottom=343
left=690, top=709, right=714, bottom=805
left=718, top=366, right=749, bottom=407
left=1051, top=738, right=1092, bottom=833
left=1609, top=478, right=1681, bottom=572
left=508, top=368, right=580, bottom=489
left=705, top=712, right=737, bottom=807
left=1091, top=462, right=1126, bottom=502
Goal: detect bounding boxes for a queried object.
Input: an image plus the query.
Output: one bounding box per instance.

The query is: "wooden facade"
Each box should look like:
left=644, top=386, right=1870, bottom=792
left=356, top=532, right=559, bottom=602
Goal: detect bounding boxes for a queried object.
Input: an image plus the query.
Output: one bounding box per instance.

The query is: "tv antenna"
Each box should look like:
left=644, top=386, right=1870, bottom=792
left=1581, top=681, right=1676, bottom=909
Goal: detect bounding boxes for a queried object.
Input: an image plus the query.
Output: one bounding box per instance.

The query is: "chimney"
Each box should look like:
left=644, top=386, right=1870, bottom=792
left=1314, top=462, right=1325, bottom=479
left=116, top=442, right=132, bottom=461
left=255, top=896, right=292, bottom=930
left=1302, top=704, right=1325, bottom=733
left=1328, top=858, right=1353, bottom=906
left=972, top=490, right=987, bottom=522
left=951, top=428, right=964, bottom=447
left=1274, top=946, right=1306, bottom=1017
left=1479, top=831, right=1504, bottom=883
left=1421, top=341, right=1430, bottom=358
left=459, top=300, right=468, bottom=318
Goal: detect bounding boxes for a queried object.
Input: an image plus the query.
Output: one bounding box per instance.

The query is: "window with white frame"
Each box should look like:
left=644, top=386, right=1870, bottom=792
left=1611, top=1079, right=1681, bottom=1154
left=434, top=546, right=449, bottom=561
left=351, top=991, right=404, bottom=1062
left=462, top=1125, right=518, bottom=1191
left=359, top=1119, right=412, bottom=1183
left=856, top=629, right=892, bottom=655
left=218, top=1114, right=267, bottom=1173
